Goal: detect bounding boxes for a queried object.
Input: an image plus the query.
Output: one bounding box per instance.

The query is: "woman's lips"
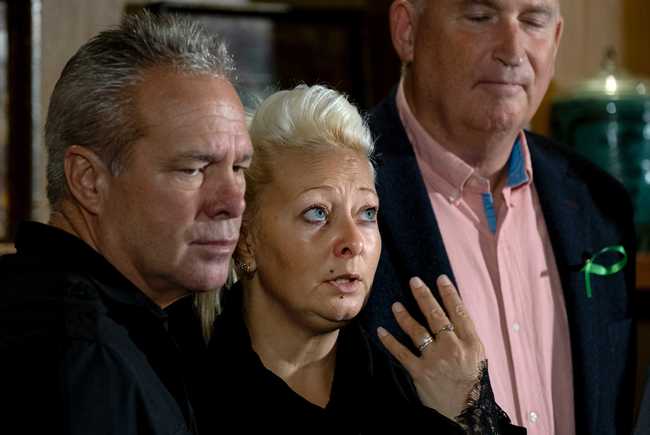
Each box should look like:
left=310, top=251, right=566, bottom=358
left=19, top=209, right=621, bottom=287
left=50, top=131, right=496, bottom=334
left=326, top=274, right=363, bottom=294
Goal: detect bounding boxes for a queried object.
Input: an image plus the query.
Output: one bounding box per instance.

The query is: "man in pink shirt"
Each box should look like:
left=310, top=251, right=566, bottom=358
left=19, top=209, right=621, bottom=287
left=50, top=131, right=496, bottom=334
left=362, top=1, right=637, bottom=434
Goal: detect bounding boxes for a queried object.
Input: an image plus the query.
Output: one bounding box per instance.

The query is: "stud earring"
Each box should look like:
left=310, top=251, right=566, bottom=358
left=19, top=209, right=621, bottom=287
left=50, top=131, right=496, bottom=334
left=234, top=258, right=254, bottom=275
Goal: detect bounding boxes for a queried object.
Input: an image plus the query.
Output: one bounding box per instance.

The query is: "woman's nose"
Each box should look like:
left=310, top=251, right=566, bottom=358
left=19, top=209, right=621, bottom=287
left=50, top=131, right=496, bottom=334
left=334, top=220, right=365, bottom=258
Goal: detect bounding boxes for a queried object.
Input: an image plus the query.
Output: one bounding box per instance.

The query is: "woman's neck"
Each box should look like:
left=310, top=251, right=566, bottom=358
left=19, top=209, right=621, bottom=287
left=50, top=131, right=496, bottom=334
left=243, top=283, right=339, bottom=408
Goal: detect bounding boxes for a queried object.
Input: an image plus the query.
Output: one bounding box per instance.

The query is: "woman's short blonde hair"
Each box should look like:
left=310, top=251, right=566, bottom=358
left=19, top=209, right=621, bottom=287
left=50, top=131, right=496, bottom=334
left=245, top=84, right=374, bottom=217
left=196, top=84, right=374, bottom=340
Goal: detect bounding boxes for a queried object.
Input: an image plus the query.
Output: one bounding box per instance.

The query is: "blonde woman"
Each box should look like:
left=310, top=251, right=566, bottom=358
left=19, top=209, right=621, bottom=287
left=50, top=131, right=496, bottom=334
left=195, top=85, right=522, bottom=434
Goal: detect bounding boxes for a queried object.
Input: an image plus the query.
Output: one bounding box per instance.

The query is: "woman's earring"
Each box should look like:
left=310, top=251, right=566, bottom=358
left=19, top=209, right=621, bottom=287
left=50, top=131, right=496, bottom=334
left=234, top=258, right=254, bottom=275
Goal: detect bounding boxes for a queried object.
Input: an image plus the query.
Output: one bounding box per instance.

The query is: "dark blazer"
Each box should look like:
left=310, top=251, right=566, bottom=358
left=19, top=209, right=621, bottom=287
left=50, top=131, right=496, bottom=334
left=361, top=89, right=637, bottom=435
left=635, top=366, right=650, bottom=435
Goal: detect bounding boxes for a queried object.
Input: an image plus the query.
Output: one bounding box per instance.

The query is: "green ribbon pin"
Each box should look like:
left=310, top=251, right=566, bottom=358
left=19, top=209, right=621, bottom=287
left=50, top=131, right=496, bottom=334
left=581, top=245, right=628, bottom=298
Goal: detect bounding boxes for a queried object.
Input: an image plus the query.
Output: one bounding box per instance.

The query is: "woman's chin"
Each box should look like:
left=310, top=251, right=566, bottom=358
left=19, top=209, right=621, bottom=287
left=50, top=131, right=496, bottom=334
left=328, top=297, right=364, bottom=322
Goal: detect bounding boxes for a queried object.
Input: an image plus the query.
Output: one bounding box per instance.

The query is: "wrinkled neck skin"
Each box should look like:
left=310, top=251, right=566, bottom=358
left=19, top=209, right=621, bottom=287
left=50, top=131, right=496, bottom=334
left=49, top=200, right=102, bottom=253
left=49, top=200, right=189, bottom=308
left=242, top=279, right=339, bottom=408
left=403, top=73, right=520, bottom=192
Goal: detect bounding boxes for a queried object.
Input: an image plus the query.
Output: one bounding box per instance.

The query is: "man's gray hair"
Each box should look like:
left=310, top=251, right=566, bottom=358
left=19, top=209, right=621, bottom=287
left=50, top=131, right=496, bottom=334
left=45, top=11, right=235, bottom=209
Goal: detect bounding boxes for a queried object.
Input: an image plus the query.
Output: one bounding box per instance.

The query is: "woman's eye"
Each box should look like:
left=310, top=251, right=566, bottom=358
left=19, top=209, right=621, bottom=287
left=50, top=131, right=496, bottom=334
left=360, top=207, right=378, bottom=222
left=303, top=206, right=328, bottom=223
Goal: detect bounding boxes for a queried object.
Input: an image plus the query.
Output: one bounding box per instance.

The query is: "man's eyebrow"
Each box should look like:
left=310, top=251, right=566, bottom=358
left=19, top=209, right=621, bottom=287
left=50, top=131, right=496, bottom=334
left=525, top=5, right=555, bottom=17
left=458, top=0, right=499, bottom=9
left=457, top=0, right=557, bottom=16
left=173, top=152, right=218, bottom=163
left=172, top=151, right=253, bottom=165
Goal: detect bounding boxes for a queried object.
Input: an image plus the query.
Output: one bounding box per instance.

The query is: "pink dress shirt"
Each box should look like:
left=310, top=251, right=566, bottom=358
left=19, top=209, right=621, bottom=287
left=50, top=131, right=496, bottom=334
left=396, top=82, right=575, bottom=435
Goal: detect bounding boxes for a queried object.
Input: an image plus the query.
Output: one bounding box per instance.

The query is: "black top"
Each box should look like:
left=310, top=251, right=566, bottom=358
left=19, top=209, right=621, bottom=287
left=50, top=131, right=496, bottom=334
left=0, top=222, right=206, bottom=435
left=196, top=283, right=523, bottom=435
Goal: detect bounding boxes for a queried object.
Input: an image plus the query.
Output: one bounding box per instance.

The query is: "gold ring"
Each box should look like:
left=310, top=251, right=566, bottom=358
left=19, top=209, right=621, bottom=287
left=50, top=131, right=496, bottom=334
left=432, top=323, right=455, bottom=339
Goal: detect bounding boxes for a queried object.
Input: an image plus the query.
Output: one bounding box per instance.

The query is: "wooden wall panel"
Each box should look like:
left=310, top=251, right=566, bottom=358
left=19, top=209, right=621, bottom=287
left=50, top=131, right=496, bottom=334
left=623, top=0, right=650, bottom=78
left=42, top=0, right=123, bottom=115
left=555, top=0, right=623, bottom=89
left=532, top=0, right=624, bottom=134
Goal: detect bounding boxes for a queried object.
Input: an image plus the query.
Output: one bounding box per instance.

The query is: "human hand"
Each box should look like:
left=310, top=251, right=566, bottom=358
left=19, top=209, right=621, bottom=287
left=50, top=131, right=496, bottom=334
left=377, top=275, right=486, bottom=421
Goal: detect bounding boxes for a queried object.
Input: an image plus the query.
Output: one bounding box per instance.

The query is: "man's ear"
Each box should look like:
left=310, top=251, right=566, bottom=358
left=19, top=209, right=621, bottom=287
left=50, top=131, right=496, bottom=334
left=390, top=0, right=418, bottom=65
left=63, top=145, right=111, bottom=215
left=553, top=16, right=564, bottom=57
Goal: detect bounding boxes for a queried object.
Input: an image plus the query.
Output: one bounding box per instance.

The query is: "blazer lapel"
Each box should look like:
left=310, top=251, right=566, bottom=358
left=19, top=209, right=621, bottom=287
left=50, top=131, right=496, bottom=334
left=371, top=90, right=456, bottom=300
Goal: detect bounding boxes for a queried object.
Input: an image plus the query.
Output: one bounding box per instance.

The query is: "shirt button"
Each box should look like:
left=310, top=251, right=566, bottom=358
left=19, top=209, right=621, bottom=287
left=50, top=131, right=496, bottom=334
left=528, top=411, right=538, bottom=423
left=512, top=323, right=521, bottom=332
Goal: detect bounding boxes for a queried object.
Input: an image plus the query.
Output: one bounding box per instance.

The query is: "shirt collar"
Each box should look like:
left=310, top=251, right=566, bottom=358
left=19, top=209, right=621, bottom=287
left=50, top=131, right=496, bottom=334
left=396, top=79, right=533, bottom=201
left=506, top=136, right=531, bottom=188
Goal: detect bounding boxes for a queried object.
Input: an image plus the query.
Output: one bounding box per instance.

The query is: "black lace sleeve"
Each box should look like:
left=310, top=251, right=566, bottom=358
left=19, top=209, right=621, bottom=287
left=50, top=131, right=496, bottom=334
left=454, top=360, right=513, bottom=435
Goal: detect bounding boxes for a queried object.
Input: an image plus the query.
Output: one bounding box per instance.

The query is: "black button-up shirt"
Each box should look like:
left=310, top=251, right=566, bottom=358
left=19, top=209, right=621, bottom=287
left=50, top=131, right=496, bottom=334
left=0, top=222, right=205, bottom=435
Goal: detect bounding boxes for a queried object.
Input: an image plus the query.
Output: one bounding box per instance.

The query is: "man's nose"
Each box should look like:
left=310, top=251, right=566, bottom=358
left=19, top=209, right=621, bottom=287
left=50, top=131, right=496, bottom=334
left=202, top=170, right=246, bottom=219
left=333, top=218, right=365, bottom=258
left=493, top=18, right=525, bottom=67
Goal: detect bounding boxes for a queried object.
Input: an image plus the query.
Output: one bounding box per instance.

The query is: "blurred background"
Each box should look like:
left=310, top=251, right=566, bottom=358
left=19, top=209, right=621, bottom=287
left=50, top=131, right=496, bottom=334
left=0, top=0, right=648, bottom=419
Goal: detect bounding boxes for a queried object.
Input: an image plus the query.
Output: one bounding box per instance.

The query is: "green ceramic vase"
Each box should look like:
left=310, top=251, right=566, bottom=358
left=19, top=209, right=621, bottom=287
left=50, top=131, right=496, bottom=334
left=551, top=51, right=650, bottom=251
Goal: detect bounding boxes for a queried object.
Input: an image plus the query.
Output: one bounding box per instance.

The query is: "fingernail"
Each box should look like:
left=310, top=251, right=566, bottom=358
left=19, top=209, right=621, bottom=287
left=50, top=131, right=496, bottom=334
left=392, top=302, right=404, bottom=313
left=437, top=275, right=451, bottom=286
left=410, top=276, right=424, bottom=288
left=377, top=326, right=388, bottom=337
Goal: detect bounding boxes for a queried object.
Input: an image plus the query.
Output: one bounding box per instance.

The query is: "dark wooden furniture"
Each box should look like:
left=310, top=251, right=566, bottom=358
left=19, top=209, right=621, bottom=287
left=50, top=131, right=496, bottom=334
left=2, top=0, right=41, bottom=242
